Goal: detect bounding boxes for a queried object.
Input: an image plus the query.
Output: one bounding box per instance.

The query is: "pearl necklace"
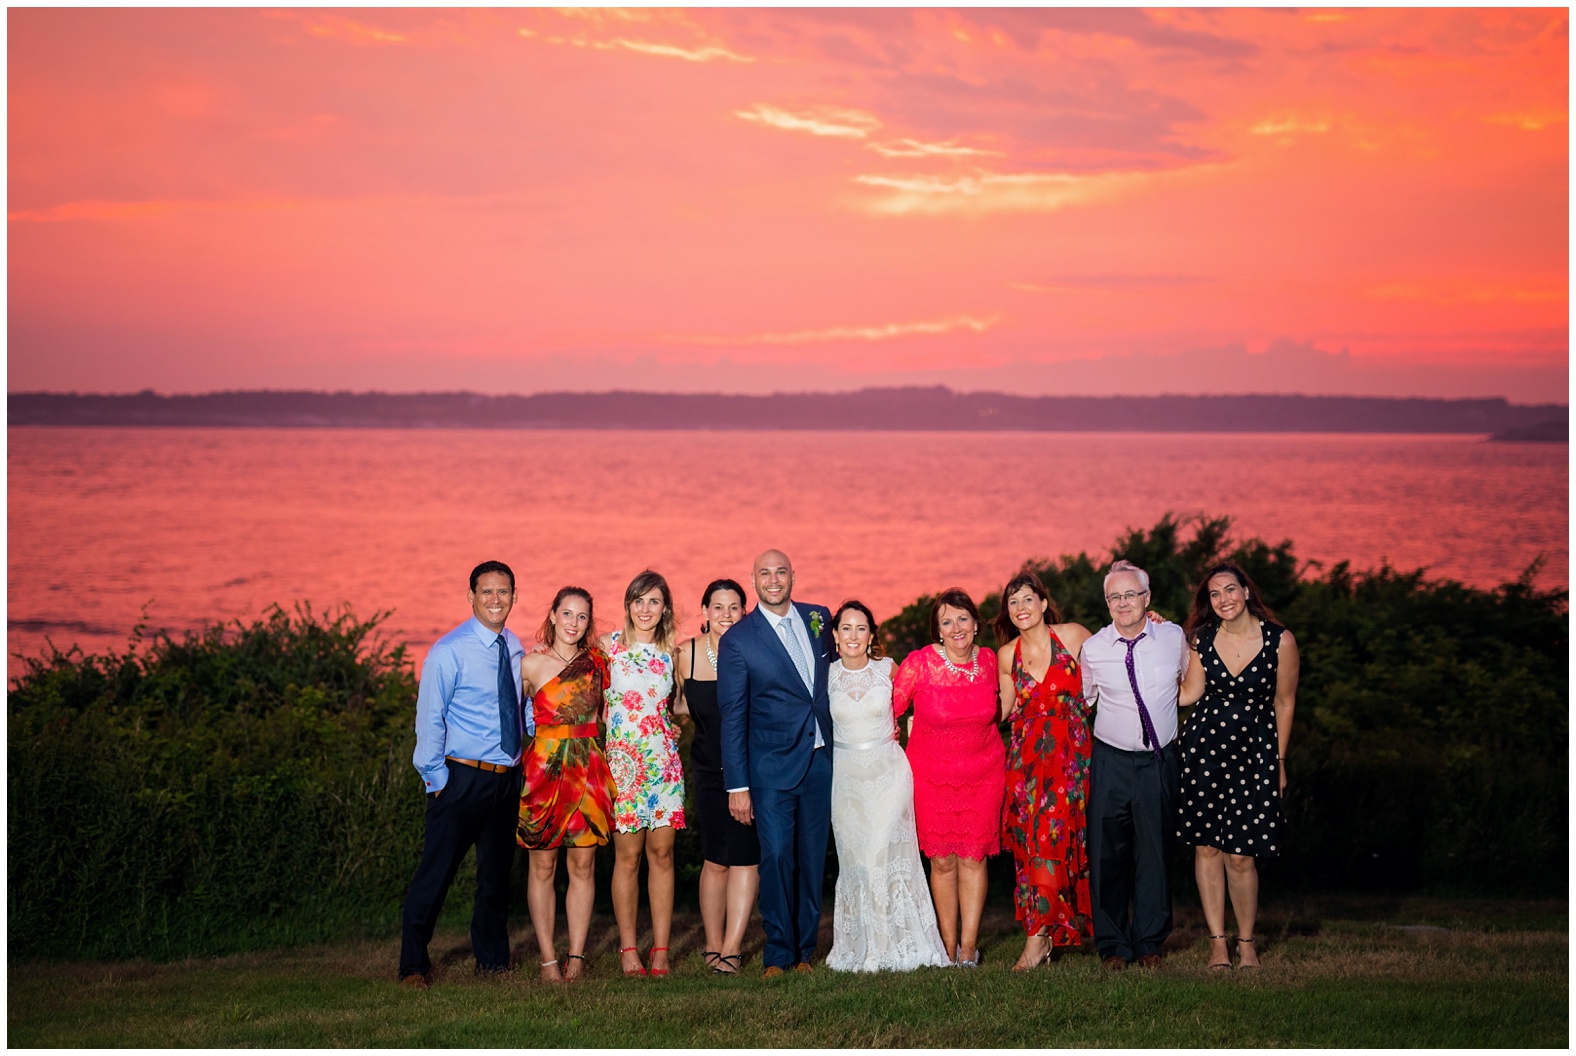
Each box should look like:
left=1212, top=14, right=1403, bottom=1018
left=940, top=645, right=981, bottom=680
left=704, top=635, right=720, bottom=672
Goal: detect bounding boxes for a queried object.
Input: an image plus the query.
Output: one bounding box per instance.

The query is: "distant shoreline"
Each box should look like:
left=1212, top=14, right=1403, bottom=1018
left=8, top=387, right=1569, bottom=436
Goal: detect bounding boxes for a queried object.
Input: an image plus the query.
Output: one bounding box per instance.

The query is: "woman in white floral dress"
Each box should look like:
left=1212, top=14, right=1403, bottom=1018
left=600, top=569, right=686, bottom=977
left=825, top=601, right=952, bottom=973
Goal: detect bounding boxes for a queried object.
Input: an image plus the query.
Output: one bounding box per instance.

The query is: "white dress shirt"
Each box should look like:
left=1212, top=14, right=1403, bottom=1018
left=760, top=605, right=826, bottom=748
left=1081, top=621, right=1187, bottom=751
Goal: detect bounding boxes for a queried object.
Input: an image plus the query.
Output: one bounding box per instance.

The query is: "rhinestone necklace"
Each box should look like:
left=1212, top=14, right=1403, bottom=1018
left=940, top=645, right=981, bottom=680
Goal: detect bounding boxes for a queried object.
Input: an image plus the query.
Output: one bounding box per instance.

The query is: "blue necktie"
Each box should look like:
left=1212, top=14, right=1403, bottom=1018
left=497, top=634, right=520, bottom=757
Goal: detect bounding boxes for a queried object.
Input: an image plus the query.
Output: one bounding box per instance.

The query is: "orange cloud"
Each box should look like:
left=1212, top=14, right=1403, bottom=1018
left=1367, top=283, right=1567, bottom=305
left=866, top=138, right=1002, bottom=158
left=668, top=315, right=1003, bottom=347
left=735, top=103, right=880, bottom=138
left=278, top=11, right=408, bottom=46
left=519, top=9, right=752, bottom=62
left=1484, top=111, right=1567, bottom=131
left=853, top=171, right=1138, bottom=216
left=9, top=198, right=299, bottom=222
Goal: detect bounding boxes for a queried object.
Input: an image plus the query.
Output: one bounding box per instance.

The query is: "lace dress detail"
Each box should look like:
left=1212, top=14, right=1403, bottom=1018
left=825, top=658, right=952, bottom=972
left=604, top=632, right=686, bottom=833
left=895, top=645, right=1006, bottom=860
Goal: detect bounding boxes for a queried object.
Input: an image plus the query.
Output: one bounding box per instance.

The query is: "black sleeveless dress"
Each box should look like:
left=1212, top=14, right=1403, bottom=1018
left=1175, top=621, right=1286, bottom=858
left=685, top=640, right=761, bottom=867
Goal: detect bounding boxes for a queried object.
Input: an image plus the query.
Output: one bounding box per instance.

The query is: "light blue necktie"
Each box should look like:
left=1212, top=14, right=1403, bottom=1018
left=776, top=617, right=813, bottom=694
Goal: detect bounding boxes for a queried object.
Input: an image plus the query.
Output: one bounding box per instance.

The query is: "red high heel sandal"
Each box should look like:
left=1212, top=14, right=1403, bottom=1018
left=619, top=946, right=648, bottom=977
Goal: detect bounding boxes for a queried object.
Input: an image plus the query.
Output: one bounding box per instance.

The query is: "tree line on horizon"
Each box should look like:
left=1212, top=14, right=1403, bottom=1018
left=7, top=514, right=1567, bottom=961
left=8, top=388, right=1567, bottom=435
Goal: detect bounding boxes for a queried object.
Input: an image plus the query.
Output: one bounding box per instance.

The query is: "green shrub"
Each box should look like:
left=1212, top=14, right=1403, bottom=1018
left=8, top=604, right=424, bottom=960
left=879, top=514, right=1567, bottom=896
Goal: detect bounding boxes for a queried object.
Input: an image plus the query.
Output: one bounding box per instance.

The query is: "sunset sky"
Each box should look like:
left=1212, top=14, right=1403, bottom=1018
left=7, top=7, right=1569, bottom=400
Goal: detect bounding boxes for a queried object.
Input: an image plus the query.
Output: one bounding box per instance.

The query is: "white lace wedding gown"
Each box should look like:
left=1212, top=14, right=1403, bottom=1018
left=824, top=657, right=953, bottom=972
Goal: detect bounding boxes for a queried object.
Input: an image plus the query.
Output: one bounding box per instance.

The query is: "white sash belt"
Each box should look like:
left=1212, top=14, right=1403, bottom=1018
left=833, top=735, right=895, bottom=752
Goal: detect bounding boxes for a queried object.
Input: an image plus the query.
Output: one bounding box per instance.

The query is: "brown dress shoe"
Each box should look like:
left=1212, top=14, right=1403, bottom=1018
left=1101, top=955, right=1128, bottom=972
left=793, top=962, right=814, bottom=974
left=1134, top=954, right=1163, bottom=969
left=400, top=972, right=431, bottom=990
left=762, top=966, right=785, bottom=978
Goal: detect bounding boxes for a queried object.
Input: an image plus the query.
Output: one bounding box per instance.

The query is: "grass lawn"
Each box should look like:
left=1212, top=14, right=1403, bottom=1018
left=10, top=896, right=1566, bottom=1047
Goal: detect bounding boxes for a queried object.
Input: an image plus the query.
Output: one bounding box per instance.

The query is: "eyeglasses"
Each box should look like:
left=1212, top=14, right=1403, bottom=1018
left=1105, top=590, right=1149, bottom=604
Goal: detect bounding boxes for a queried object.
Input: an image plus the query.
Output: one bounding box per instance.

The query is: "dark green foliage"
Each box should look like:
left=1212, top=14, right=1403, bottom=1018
left=879, top=514, right=1567, bottom=897
left=10, top=516, right=1566, bottom=963
left=9, top=605, right=425, bottom=960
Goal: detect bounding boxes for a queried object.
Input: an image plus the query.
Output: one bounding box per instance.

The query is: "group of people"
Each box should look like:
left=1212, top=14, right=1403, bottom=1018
left=396, top=549, right=1299, bottom=988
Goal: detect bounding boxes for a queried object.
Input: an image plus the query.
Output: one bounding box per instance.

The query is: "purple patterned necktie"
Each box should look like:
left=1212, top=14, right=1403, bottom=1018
left=1119, top=633, right=1164, bottom=759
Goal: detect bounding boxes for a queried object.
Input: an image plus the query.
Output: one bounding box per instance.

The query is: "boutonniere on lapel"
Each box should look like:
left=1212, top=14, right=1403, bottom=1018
left=808, top=611, right=824, bottom=638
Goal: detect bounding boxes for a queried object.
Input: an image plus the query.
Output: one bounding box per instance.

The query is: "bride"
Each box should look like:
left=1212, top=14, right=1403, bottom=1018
left=824, top=600, right=952, bottom=972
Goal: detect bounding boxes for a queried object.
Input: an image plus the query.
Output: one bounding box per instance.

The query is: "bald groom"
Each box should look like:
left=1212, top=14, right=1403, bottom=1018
left=716, top=550, right=835, bottom=976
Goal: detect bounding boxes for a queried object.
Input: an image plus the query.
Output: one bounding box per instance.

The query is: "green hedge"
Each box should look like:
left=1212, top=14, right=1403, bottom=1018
left=8, top=605, right=425, bottom=960
left=880, top=514, right=1568, bottom=896
left=10, top=515, right=1566, bottom=962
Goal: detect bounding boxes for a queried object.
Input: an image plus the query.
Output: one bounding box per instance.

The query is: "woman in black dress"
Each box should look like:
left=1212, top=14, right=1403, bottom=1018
left=1176, top=562, right=1299, bottom=970
left=674, top=578, right=760, bottom=975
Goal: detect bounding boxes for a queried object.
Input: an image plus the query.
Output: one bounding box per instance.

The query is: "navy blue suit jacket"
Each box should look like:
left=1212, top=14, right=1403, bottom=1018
left=717, top=601, right=834, bottom=792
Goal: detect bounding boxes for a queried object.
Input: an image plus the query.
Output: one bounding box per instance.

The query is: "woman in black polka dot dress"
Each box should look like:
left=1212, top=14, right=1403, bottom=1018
left=1176, top=562, right=1299, bottom=970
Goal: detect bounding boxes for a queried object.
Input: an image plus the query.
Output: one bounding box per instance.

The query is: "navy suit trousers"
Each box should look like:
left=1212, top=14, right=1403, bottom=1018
left=399, top=761, right=521, bottom=977
left=1089, top=739, right=1179, bottom=962
left=752, top=745, right=833, bottom=969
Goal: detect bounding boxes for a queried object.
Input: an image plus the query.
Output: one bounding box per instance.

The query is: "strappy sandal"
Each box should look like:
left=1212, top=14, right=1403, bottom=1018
left=1012, top=932, right=1052, bottom=972
left=563, top=953, right=587, bottom=983
left=619, top=946, right=647, bottom=977
left=1236, top=936, right=1260, bottom=971
left=701, top=950, right=721, bottom=971
left=713, top=953, right=742, bottom=975
left=1207, top=934, right=1232, bottom=972
left=648, top=946, right=670, bottom=977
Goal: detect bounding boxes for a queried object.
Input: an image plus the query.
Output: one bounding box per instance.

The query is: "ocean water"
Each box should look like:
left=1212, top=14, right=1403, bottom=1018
left=7, top=427, right=1566, bottom=676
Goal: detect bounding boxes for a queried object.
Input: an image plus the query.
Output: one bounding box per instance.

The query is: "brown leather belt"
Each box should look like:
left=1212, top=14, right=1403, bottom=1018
left=535, top=723, right=599, bottom=739
left=446, top=755, right=514, bottom=773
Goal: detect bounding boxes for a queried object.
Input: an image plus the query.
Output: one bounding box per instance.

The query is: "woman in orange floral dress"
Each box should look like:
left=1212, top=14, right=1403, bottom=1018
left=518, top=586, right=615, bottom=983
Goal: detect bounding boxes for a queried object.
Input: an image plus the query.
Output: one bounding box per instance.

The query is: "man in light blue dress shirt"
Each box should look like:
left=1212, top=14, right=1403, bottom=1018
left=399, top=560, right=529, bottom=987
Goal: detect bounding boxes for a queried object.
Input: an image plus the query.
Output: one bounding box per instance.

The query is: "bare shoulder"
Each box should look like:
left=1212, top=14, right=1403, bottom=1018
left=1277, top=627, right=1298, bottom=652
left=997, top=639, right=1018, bottom=671
left=1052, top=622, right=1093, bottom=653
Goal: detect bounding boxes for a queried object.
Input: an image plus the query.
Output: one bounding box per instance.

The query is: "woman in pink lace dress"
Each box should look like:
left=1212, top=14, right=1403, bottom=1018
left=893, top=588, right=1006, bottom=968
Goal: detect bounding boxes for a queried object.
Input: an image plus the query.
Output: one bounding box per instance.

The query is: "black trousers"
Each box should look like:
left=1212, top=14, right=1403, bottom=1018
left=1089, top=739, right=1179, bottom=961
left=399, top=760, right=521, bottom=977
